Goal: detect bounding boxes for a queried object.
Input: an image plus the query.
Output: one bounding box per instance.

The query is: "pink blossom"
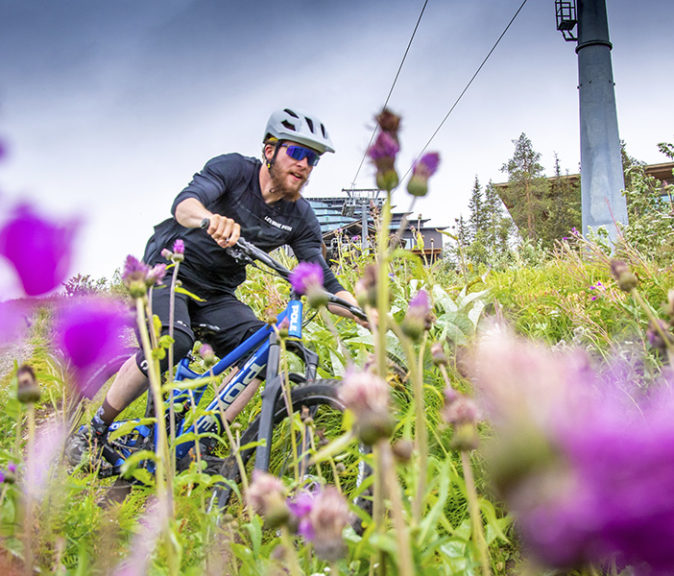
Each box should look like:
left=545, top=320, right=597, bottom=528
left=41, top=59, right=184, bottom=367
left=289, top=262, right=324, bottom=295
left=0, top=204, right=78, bottom=296
left=53, top=296, right=132, bottom=398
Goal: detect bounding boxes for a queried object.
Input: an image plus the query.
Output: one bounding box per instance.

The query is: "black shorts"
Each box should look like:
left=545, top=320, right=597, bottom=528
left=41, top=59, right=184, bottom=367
left=135, top=285, right=265, bottom=373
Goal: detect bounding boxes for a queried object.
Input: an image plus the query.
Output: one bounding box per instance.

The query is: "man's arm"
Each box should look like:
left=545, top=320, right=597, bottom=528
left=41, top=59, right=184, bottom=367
left=174, top=197, right=240, bottom=249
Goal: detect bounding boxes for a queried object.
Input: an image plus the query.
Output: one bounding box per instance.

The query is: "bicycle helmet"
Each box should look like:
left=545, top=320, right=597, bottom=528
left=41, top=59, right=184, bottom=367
left=264, top=108, right=335, bottom=154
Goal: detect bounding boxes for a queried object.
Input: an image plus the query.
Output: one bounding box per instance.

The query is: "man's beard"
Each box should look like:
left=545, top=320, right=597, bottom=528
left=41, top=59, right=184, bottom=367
left=268, top=164, right=308, bottom=202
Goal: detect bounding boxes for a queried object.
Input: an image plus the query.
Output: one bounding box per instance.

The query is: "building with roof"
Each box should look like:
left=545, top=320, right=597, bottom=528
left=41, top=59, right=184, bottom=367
left=306, top=193, right=446, bottom=263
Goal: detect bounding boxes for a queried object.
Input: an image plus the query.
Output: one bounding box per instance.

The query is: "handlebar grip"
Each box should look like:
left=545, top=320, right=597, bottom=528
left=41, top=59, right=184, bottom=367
left=200, top=217, right=210, bottom=230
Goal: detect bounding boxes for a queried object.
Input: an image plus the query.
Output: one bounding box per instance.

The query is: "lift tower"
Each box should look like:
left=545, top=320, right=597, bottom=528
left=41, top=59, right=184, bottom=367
left=556, top=0, right=628, bottom=242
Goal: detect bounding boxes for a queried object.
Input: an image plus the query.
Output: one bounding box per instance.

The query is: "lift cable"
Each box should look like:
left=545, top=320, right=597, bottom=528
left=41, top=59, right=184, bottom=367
left=349, top=0, right=430, bottom=188
left=403, top=0, right=530, bottom=184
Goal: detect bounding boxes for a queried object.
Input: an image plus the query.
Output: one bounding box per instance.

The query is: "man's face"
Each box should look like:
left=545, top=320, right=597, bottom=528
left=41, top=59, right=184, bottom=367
left=266, top=141, right=320, bottom=201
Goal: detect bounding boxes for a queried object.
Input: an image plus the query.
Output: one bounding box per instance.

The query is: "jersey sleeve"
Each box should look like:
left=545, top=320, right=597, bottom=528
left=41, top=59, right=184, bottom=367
left=291, top=207, right=345, bottom=295
left=171, top=155, right=241, bottom=216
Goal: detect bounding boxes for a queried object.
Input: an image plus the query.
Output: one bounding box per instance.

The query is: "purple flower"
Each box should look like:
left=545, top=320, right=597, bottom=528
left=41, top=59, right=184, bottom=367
left=412, top=152, right=440, bottom=177
left=469, top=327, right=674, bottom=572
left=339, top=368, right=393, bottom=445
left=367, top=131, right=400, bottom=162
left=367, top=130, right=400, bottom=192
left=53, top=296, right=132, bottom=398
left=246, top=471, right=289, bottom=527
left=401, top=289, right=433, bottom=340
left=407, top=152, right=441, bottom=197
left=122, top=256, right=165, bottom=297
left=0, top=204, right=78, bottom=296
left=303, top=487, right=351, bottom=562
left=172, top=239, right=184, bottom=255
left=289, top=262, right=324, bottom=295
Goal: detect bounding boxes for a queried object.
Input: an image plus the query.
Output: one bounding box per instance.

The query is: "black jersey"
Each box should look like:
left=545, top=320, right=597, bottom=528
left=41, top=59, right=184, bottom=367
left=143, top=153, right=344, bottom=297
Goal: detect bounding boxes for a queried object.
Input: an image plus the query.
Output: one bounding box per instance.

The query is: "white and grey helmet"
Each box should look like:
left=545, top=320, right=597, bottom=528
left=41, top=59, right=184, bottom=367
left=264, top=108, right=335, bottom=154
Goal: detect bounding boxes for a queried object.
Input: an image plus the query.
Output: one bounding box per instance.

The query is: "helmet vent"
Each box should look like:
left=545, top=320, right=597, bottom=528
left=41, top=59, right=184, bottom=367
left=284, top=108, right=299, bottom=118
left=305, top=117, right=314, bottom=132
left=282, top=120, right=297, bottom=131
left=320, top=124, right=328, bottom=138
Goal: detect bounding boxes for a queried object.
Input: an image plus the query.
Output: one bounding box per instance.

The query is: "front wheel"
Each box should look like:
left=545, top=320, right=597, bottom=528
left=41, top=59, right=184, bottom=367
left=209, top=379, right=372, bottom=531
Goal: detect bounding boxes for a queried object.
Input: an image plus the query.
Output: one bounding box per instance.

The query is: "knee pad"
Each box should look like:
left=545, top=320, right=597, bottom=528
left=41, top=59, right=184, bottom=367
left=134, top=329, right=194, bottom=376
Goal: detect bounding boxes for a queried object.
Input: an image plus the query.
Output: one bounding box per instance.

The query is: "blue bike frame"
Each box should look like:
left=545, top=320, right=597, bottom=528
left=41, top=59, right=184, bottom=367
left=106, top=296, right=307, bottom=470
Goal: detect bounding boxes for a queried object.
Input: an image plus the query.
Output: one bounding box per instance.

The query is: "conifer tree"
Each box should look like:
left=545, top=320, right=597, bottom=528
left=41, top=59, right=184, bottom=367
left=500, top=133, right=547, bottom=242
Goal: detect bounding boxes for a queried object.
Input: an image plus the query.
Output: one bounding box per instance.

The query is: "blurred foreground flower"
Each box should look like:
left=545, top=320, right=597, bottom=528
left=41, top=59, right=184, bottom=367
left=24, top=421, right=67, bottom=502
left=401, top=289, right=433, bottom=340
left=406, top=152, right=440, bottom=197
left=113, top=495, right=170, bottom=576
left=339, top=368, right=393, bottom=445
left=468, top=326, right=674, bottom=573
left=290, top=486, right=350, bottom=562
left=247, top=471, right=289, bottom=528
left=289, top=261, right=327, bottom=307
left=53, top=296, right=132, bottom=398
left=0, top=204, right=78, bottom=296
left=0, top=299, right=30, bottom=347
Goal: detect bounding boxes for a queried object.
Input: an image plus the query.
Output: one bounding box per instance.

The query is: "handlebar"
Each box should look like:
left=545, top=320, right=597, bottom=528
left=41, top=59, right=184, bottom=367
left=199, top=218, right=367, bottom=322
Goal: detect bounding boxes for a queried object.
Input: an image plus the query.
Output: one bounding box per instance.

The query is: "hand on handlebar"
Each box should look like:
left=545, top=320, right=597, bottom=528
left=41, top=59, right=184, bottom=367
left=204, top=214, right=240, bottom=249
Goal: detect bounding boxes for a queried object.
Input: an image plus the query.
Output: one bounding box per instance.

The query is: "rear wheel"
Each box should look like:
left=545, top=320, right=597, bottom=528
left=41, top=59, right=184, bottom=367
left=209, top=379, right=372, bottom=531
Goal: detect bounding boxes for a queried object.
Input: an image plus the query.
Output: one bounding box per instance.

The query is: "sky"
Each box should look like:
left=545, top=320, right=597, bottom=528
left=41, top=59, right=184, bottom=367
left=0, top=0, right=672, bottom=295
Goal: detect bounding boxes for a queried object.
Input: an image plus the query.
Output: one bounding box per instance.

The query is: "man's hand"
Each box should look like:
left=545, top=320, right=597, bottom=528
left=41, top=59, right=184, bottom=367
left=206, top=214, right=241, bottom=249
left=175, top=198, right=240, bottom=248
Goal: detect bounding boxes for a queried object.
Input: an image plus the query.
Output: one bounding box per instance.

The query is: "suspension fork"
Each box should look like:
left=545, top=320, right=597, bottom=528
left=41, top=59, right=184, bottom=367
left=254, top=333, right=284, bottom=471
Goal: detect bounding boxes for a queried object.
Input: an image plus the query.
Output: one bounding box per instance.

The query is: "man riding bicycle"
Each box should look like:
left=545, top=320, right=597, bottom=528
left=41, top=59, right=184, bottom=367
left=67, top=107, right=363, bottom=467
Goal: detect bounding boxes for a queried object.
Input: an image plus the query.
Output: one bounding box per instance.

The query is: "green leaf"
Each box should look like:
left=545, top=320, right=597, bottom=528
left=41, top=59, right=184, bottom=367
left=175, top=285, right=206, bottom=302
left=108, top=418, right=156, bottom=442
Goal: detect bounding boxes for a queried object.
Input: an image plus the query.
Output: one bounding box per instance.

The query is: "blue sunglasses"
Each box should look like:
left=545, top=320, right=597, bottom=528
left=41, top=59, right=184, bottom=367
left=282, top=144, right=321, bottom=167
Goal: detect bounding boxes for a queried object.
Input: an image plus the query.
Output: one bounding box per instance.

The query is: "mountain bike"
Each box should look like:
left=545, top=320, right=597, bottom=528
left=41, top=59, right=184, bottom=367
left=81, top=229, right=373, bottom=521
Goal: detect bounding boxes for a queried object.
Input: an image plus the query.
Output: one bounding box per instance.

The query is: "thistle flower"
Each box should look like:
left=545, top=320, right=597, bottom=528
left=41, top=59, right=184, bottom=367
left=367, top=131, right=400, bottom=191
left=1, top=462, right=16, bottom=484
left=0, top=204, right=77, bottom=296
left=198, top=343, right=216, bottom=368
left=442, top=387, right=480, bottom=451
left=247, top=471, right=289, bottom=528
left=401, top=289, right=434, bottom=340
left=16, top=364, right=40, bottom=404
left=173, top=239, right=185, bottom=255
left=354, top=264, right=378, bottom=308
left=290, top=262, right=323, bottom=305
left=339, top=368, right=393, bottom=445
left=53, top=296, right=132, bottom=398
left=407, top=152, right=441, bottom=197
left=376, top=108, right=401, bottom=135
left=646, top=319, right=673, bottom=353
left=430, top=342, right=448, bottom=366
left=609, top=259, right=637, bottom=292
left=303, top=487, right=351, bottom=562
left=468, top=326, right=674, bottom=572
left=123, top=256, right=166, bottom=297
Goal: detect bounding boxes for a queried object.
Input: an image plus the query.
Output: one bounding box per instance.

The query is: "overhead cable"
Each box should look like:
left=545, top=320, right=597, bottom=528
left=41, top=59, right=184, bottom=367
left=349, top=0, right=430, bottom=188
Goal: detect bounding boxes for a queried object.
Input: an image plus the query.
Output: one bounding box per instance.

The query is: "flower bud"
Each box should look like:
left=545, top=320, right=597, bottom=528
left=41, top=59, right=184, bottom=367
left=610, top=259, right=638, bottom=292
left=16, top=364, right=40, bottom=404
left=355, top=409, right=395, bottom=446
left=392, top=438, right=414, bottom=463
left=431, top=342, right=448, bottom=366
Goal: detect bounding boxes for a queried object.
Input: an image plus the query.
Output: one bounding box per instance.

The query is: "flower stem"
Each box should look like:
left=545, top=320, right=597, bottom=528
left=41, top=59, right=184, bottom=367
left=460, top=450, right=491, bottom=576
left=380, top=441, right=415, bottom=576
left=135, top=297, right=178, bottom=576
